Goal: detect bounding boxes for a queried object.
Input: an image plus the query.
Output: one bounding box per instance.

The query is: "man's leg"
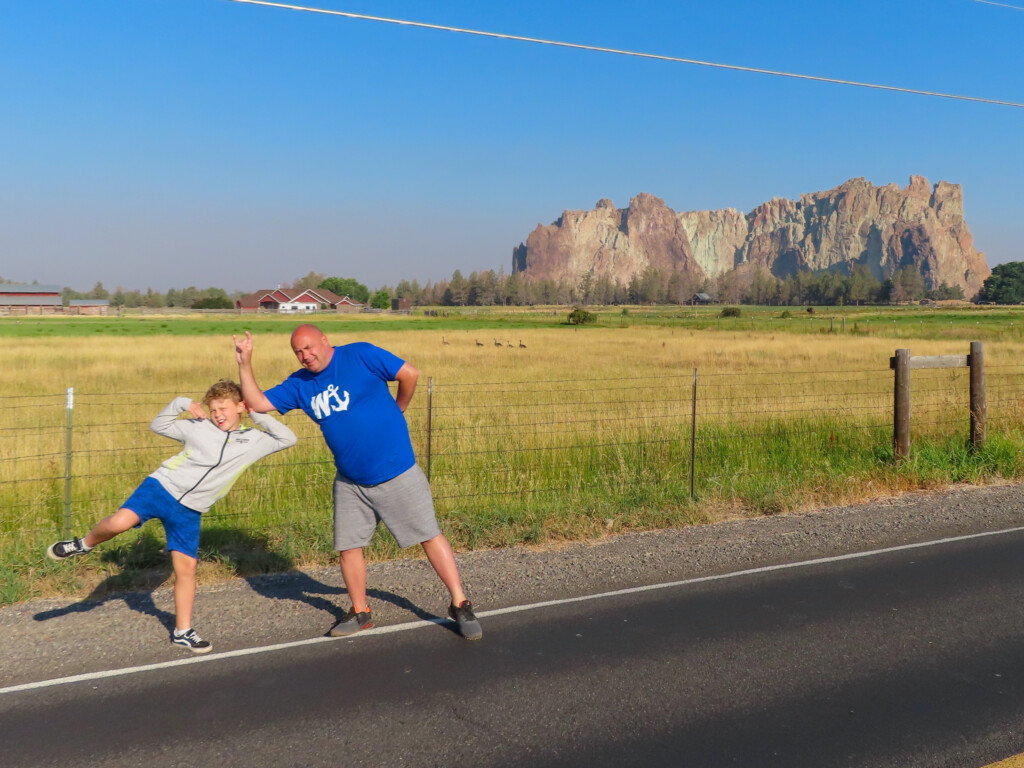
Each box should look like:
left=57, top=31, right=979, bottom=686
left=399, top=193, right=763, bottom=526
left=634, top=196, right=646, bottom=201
left=421, top=534, right=467, bottom=607
left=83, top=507, right=141, bottom=548
left=339, top=547, right=369, bottom=611
left=328, top=547, right=375, bottom=637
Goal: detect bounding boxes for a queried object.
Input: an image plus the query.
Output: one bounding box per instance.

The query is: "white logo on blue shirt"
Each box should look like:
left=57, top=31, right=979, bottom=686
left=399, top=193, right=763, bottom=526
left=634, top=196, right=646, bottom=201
left=310, top=384, right=350, bottom=419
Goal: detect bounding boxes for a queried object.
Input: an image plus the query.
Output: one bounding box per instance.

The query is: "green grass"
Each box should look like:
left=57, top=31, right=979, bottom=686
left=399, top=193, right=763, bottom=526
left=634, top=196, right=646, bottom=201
left=4, top=305, right=1024, bottom=605
left=4, top=304, right=1024, bottom=341
left=6, top=416, right=1024, bottom=606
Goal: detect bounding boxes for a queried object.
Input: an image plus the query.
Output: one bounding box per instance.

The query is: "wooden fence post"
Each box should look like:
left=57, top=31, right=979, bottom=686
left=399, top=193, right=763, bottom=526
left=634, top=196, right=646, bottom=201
left=969, top=341, right=986, bottom=450
left=891, top=349, right=911, bottom=461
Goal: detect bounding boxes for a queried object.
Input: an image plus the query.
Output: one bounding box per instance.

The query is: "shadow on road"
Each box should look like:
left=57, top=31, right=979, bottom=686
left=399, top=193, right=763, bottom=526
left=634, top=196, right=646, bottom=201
left=33, top=527, right=453, bottom=635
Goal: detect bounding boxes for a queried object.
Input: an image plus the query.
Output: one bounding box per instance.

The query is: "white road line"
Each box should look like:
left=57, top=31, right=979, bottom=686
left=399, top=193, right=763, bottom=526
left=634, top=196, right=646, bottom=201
left=4, top=524, right=1024, bottom=696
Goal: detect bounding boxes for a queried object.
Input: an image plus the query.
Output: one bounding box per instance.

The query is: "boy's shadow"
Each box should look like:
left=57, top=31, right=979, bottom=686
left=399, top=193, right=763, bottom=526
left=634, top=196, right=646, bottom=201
left=33, top=529, right=178, bottom=630
left=34, top=528, right=454, bottom=635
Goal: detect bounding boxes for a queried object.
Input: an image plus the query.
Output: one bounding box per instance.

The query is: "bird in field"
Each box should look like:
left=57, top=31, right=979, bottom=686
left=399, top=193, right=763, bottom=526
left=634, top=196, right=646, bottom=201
left=518, top=340, right=526, bottom=348
left=442, top=336, right=449, bottom=345
left=475, top=339, right=484, bottom=347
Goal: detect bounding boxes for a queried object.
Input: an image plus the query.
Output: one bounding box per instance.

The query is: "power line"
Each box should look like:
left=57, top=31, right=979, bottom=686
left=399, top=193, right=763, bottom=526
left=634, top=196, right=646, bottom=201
left=222, top=0, right=1024, bottom=108
left=969, top=0, right=1024, bottom=10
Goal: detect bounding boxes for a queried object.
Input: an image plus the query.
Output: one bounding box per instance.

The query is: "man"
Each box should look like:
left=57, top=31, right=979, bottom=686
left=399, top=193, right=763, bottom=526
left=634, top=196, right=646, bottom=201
left=234, top=324, right=481, bottom=640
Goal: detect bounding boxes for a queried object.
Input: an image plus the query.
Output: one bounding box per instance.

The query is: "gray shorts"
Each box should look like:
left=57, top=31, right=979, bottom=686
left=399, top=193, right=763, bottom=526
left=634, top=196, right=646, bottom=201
left=332, top=464, right=441, bottom=551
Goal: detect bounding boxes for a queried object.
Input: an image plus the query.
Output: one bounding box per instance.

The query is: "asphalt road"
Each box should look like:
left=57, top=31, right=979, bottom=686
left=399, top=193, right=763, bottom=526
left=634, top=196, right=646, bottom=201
left=4, top=525, right=1024, bottom=768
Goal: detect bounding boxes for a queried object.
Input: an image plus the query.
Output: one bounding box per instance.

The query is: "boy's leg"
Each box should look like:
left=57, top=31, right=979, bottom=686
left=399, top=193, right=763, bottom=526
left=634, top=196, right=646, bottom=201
left=170, top=550, right=198, bottom=632
left=83, top=507, right=141, bottom=548
left=49, top=507, right=141, bottom=560
left=169, top=550, right=211, bottom=653
left=420, top=534, right=467, bottom=607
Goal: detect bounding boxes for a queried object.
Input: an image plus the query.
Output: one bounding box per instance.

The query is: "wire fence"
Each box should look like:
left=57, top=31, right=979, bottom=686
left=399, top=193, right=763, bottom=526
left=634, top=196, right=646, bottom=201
left=3, top=357, right=1023, bottom=548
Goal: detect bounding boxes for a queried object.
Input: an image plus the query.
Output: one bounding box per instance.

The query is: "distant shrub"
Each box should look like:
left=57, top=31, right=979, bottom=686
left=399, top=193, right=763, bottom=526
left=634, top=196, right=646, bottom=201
left=621, top=307, right=630, bottom=316
left=779, top=310, right=792, bottom=319
left=191, top=296, right=233, bottom=309
left=719, top=306, right=741, bottom=318
left=568, top=306, right=596, bottom=325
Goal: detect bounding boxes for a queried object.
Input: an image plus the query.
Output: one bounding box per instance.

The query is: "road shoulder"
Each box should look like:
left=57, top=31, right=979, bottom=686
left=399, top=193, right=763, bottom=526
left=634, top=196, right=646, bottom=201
left=3, top=482, right=1023, bottom=689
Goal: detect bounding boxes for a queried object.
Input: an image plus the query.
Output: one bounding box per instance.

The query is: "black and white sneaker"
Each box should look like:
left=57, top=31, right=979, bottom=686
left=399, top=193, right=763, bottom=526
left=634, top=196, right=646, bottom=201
left=328, top=607, right=374, bottom=637
left=448, top=600, right=483, bottom=641
left=172, top=628, right=212, bottom=654
left=47, top=538, right=90, bottom=561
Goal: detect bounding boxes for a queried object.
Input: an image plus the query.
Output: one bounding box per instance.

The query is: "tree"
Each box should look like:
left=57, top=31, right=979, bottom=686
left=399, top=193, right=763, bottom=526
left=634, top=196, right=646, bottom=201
left=86, top=281, right=109, bottom=300
left=61, top=286, right=83, bottom=306
left=370, top=288, right=391, bottom=309
left=318, top=277, right=369, bottom=303
left=977, top=262, right=1024, bottom=304
left=925, top=283, right=965, bottom=301
left=848, top=263, right=879, bottom=305
left=144, top=288, right=166, bottom=308
left=503, top=271, right=524, bottom=306
left=288, top=271, right=326, bottom=291
left=444, top=270, right=469, bottom=306
left=893, top=266, right=925, bottom=302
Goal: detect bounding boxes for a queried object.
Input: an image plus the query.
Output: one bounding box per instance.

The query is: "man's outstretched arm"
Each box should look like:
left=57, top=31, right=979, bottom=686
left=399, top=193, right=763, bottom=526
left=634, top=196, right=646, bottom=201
left=234, top=331, right=275, bottom=413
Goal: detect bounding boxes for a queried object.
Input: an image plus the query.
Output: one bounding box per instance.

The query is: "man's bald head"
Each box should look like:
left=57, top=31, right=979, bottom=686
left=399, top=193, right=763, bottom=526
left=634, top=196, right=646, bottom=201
left=290, top=324, right=334, bottom=373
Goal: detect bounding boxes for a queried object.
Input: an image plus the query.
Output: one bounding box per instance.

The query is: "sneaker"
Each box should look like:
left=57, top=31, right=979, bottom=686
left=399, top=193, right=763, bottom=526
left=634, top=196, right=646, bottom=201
left=47, top=538, right=90, bottom=561
left=328, top=607, right=373, bottom=637
left=448, top=600, right=483, bottom=641
left=172, top=628, right=212, bottom=654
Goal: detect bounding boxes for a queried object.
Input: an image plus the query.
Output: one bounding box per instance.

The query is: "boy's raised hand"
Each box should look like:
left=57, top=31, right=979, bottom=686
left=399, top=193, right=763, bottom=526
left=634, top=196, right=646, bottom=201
left=233, top=331, right=254, bottom=366
left=186, top=401, right=206, bottom=420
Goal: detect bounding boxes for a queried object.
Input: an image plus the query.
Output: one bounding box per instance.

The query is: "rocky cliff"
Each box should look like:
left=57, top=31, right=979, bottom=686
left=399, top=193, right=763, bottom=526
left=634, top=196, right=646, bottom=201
left=512, top=177, right=990, bottom=296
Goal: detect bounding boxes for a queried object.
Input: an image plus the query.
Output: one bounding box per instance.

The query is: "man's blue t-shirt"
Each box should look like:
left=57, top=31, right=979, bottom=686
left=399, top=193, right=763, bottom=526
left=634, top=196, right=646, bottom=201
left=265, top=342, right=416, bottom=485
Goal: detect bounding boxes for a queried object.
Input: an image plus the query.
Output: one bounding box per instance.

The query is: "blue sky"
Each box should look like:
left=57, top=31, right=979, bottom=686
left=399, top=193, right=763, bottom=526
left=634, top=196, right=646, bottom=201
left=1, top=0, right=1021, bottom=293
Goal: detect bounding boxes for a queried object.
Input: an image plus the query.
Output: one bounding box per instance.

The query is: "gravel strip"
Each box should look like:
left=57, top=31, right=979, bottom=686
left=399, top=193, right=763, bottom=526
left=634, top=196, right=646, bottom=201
left=3, top=482, right=1024, bottom=689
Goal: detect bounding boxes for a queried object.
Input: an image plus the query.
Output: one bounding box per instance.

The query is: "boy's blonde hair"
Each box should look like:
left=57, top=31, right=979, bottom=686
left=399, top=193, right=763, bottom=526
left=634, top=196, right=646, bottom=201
left=203, top=379, right=244, bottom=406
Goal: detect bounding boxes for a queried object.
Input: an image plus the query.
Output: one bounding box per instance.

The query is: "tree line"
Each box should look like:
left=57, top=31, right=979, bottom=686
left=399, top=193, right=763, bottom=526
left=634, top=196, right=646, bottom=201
left=13, top=260, right=1024, bottom=310
left=61, top=282, right=237, bottom=309
left=378, top=264, right=970, bottom=308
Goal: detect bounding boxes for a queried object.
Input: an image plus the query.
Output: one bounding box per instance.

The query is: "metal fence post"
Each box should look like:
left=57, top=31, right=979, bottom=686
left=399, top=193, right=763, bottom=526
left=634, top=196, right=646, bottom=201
left=63, top=387, right=74, bottom=539
left=426, top=376, right=433, bottom=481
left=891, top=349, right=911, bottom=462
left=969, top=341, right=986, bottom=451
left=689, top=367, right=697, bottom=499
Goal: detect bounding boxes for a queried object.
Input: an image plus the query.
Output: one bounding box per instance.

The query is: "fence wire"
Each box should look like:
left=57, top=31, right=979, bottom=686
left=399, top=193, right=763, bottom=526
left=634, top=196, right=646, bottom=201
left=2, top=360, right=1022, bottom=544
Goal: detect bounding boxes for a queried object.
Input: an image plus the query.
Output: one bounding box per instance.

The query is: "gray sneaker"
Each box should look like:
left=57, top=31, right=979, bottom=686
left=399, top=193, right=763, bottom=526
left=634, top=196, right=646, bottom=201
left=448, top=600, right=483, bottom=641
left=47, top=538, right=90, bottom=561
left=329, top=607, right=374, bottom=637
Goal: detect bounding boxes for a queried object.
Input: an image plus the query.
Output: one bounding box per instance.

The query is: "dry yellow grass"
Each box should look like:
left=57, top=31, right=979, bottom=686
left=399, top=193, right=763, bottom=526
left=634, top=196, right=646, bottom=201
left=3, top=322, right=1024, bottom=602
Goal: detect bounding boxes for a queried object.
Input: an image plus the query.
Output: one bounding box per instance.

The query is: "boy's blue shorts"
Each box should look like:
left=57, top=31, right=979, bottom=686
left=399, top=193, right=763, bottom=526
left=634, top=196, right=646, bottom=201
left=121, top=477, right=202, bottom=559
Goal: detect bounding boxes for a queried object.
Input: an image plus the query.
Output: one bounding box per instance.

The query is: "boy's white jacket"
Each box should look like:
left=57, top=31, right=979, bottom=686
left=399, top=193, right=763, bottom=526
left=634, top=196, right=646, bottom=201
left=147, top=397, right=297, bottom=513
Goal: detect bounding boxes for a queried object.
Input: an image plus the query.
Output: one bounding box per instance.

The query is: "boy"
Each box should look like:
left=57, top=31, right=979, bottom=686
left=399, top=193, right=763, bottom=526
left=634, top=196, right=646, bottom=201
left=47, top=380, right=297, bottom=654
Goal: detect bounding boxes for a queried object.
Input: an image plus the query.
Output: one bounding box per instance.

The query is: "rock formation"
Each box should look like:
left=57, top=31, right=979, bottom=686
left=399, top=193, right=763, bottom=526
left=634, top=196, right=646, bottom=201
left=512, top=177, right=990, bottom=297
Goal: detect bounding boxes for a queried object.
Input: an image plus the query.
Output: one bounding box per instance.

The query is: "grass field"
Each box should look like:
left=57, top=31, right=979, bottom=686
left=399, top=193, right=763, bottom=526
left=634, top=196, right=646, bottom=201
left=3, top=305, right=1024, bottom=605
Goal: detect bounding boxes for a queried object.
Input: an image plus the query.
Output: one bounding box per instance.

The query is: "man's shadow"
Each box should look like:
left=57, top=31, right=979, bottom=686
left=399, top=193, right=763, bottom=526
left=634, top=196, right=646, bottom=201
left=34, top=528, right=453, bottom=635
left=238, top=533, right=454, bottom=634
